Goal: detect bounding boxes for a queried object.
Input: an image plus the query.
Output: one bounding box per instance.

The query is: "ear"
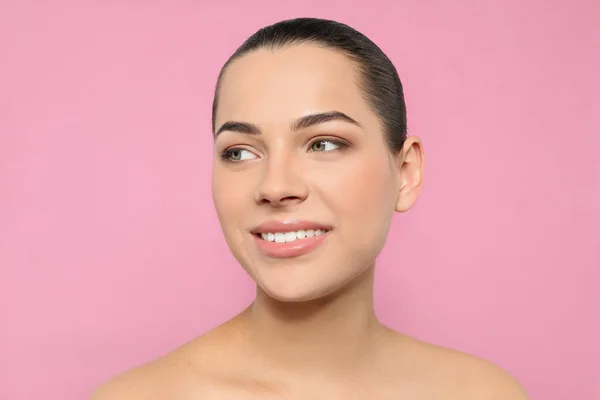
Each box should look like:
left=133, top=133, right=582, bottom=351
left=395, top=136, right=425, bottom=213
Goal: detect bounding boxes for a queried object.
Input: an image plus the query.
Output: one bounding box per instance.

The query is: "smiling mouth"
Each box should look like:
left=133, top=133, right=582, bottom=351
left=255, top=229, right=330, bottom=244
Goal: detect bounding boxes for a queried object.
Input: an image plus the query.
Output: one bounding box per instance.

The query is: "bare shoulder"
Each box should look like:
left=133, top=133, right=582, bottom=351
left=89, top=360, right=162, bottom=400
left=395, top=334, right=529, bottom=399
left=443, top=346, right=529, bottom=399
left=89, top=325, right=237, bottom=400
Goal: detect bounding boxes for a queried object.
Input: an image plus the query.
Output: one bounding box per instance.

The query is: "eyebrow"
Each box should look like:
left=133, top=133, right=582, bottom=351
left=214, top=111, right=362, bottom=138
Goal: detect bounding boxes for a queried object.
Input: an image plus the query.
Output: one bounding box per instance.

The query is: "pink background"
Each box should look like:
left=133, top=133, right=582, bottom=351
left=1, top=1, right=599, bottom=399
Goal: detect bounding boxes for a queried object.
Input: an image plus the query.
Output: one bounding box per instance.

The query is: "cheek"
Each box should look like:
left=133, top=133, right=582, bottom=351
left=319, top=155, right=396, bottom=218
left=212, top=168, right=247, bottom=227
left=314, top=152, right=396, bottom=258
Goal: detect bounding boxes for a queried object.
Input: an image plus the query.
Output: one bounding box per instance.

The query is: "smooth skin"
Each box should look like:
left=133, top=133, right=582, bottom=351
left=91, top=44, right=528, bottom=399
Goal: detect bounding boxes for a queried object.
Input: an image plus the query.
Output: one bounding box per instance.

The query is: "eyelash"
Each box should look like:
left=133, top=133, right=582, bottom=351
left=219, top=148, right=252, bottom=162
left=219, top=138, right=349, bottom=163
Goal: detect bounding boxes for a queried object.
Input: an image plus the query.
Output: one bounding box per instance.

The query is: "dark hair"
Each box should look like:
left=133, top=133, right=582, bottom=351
left=212, top=17, right=407, bottom=153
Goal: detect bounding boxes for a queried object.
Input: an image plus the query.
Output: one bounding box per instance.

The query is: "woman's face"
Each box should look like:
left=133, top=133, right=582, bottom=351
left=212, top=44, right=419, bottom=302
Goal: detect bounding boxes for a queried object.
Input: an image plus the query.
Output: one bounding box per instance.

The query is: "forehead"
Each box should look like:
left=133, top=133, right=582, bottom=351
left=216, top=44, right=376, bottom=129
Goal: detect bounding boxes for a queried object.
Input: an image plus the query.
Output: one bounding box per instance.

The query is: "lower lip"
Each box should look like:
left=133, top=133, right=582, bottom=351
left=253, top=232, right=329, bottom=258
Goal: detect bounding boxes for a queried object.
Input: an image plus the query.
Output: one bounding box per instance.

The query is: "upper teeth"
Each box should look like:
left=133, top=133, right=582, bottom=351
left=260, top=229, right=328, bottom=243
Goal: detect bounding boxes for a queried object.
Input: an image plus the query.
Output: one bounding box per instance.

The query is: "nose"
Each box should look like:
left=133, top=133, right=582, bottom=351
left=254, top=156, right=309, bottom=207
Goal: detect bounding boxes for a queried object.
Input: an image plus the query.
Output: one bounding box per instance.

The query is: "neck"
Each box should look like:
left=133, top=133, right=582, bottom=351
left=240, top=266, right=388, bottom=375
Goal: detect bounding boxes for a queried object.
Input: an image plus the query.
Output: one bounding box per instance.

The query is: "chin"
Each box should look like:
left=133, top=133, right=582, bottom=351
left=249, top=254, right=375, bottom=304
left=257, top=273, right=350, bottom=304
left=262, top=287, right=324, bottom=303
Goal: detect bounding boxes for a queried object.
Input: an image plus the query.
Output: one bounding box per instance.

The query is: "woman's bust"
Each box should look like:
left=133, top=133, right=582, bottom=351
left=92, top=17, right=528, bottom=399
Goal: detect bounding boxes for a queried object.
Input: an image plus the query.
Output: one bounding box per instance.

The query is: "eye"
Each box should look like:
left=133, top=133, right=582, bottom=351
left=221, top=148, right=258, bottom=162
left=309, top=139, right=343, bottom=152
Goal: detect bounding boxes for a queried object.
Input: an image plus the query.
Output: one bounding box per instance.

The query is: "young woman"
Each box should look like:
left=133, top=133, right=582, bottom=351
left=93, top=18, right=528, bottom=399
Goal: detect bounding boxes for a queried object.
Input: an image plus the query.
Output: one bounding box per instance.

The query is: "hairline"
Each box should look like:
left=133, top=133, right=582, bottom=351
left=212, top=41, right=379, bottom=136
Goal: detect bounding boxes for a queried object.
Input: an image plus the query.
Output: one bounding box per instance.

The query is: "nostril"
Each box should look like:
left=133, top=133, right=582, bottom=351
left=257, top=195, right=303, bottom=206
left=254, top=178, right=309, bottom=205
left=281, top=195, right=301, bottom=202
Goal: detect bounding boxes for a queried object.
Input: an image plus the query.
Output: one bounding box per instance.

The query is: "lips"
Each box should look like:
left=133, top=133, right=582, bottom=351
left=259, top=228, right=329, bottom=243
left=251, top=220, right=332, bottom=234
left=250, top=220, right=332, bottom=258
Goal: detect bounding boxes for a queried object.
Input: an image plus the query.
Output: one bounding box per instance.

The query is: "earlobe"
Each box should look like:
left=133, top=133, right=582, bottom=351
left=395, top=137, right=425, bottom=213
